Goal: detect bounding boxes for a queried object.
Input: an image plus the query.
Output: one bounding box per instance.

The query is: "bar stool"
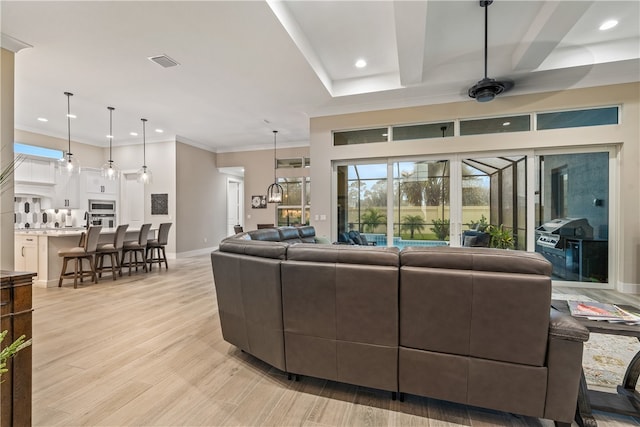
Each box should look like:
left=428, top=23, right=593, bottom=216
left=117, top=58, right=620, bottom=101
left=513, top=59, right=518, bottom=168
left=58, top=225, right=102, bottom=288
left=146, top=222, right=172, bottom=270
left=96, top=224, right=129, bottom=280
left=121, top=223, right=151, bottom=276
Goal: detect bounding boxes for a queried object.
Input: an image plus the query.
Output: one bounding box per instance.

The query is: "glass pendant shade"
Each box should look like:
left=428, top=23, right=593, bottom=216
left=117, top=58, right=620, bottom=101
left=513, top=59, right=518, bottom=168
left=58, top=91, right=80, bottom=175
left=267, top=130, right=282, bottom=203
left=101, top=106, right=120, bottom=180
left=136, top=118, right=152, bottom=184
left=137, top=165, right=152, bottom=184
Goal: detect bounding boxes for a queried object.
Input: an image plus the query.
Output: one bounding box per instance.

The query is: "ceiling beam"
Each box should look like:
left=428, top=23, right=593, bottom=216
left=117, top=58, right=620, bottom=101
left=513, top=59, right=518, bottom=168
left=511, top=1, right=593, bottom=71
left=393, top=1, right=428, bottom=87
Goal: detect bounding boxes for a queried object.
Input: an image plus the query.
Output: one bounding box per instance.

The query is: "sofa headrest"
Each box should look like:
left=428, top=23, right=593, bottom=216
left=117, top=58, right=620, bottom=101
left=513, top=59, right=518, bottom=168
left=278, top=226, right=303, bottom=243
left=400, top=246, right=552, bottom=276
left=247, top=228, right=282, bottom=242
left=287, top=243, right=399, bottom=266
left=297, top=225, right=316, bottom=243
left=219, top=239, right=288, bottom=260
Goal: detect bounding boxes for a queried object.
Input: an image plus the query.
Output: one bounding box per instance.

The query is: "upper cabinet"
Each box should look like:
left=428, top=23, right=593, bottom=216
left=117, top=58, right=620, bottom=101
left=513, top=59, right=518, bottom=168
left=52, top=173, right=81, bottom=209
left=14, top=157, right=55, bottom=185
left=81, top=168, right=119, bottom=200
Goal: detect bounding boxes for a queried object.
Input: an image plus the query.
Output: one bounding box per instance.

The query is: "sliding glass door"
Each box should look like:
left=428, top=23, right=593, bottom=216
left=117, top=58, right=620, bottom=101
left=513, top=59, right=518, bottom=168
left=534, top=151, right=610, bottom=283
left=334, top=147, right=613, bottom=286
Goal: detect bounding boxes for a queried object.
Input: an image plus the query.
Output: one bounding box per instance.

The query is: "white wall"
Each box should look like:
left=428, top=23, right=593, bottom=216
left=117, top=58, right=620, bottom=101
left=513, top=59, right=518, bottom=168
left=310, top=83, right=640, bottom=293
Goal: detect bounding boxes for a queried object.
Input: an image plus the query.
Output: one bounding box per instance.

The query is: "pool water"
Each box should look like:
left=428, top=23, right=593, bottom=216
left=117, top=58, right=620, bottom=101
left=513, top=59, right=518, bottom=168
left=363, top=234, right=449, bottom=249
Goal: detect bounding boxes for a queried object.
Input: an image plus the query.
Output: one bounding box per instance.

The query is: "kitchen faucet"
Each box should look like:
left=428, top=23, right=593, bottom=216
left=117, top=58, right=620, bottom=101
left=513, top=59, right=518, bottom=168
left=84, top=211, right=89, bottom=229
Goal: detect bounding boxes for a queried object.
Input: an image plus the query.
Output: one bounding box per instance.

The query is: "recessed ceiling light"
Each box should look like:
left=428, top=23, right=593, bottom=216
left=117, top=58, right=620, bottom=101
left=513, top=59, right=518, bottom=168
left=130, top=132, right=138, bottom=136
left=37, top=117, right=48, bottom=122
left=599, top=19, right=618, bottom=31
left=355, top=59, right=367, bottom=68
left=155, top=129, right=164, bottom=133
left=106, top=135, right=113, bottom=139
left=503, top=122, right=511, bottom=126
left=66, top=114, right=76, bottom=119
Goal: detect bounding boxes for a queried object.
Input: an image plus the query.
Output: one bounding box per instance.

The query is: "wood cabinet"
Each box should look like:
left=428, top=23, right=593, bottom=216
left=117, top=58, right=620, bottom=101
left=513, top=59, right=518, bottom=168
left=0, top=271, right=35, bottom=427
left=14, top=235, right=38, bottom=275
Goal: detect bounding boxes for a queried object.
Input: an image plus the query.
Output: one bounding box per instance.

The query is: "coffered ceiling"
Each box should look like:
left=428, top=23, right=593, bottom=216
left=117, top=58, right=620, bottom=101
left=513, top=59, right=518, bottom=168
left=2, top=1, right=638, bottom=152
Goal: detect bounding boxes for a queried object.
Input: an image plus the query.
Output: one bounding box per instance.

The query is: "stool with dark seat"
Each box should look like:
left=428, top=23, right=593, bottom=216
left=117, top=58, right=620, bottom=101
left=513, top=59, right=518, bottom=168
left=58, top=225, right=102, bottom=288
left=146, top=222, right=172, bottom=270
left=121, top=223, right=152, bottom=276
left=95, top=224, right=129, bottom=279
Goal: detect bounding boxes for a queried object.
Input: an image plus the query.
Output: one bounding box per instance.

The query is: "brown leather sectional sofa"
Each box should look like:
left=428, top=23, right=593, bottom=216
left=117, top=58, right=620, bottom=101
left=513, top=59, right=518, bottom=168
left=210, top=226, right=589, bottom=426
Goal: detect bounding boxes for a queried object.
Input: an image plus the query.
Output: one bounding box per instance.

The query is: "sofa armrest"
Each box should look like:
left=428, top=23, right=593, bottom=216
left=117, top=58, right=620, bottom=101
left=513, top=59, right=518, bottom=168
left=548, top=307, right=590, bottom=342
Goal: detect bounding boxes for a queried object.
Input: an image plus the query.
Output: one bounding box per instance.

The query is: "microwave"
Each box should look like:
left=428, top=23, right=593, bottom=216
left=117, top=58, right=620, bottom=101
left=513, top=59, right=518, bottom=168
left=88, top=199, right=116, bottom=214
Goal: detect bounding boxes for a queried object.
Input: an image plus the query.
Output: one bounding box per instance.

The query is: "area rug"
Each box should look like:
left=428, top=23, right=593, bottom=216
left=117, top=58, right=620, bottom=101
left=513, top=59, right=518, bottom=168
left=552, top=293, right=640, bottom=391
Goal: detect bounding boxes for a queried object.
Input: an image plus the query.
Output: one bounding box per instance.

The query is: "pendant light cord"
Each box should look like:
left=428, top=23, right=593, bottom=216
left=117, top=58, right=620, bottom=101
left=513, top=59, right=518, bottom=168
left=273, top=130, right=278, bottom=181
left=64, top=91, right=73, bottom=156
left=142, top=118, right=147, bottom=167
left=108, top=107, right=114, bottom=162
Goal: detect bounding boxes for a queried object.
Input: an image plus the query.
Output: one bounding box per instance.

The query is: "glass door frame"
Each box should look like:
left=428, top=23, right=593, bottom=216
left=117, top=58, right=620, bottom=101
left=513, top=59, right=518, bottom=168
left=331, top=144, right=618, bottom=288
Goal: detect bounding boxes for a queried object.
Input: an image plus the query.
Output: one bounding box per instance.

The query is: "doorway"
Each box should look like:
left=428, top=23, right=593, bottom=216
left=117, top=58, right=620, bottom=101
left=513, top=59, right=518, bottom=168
left=121, top=172, right=144, bottom=229
left=227, top=179, right=243, bottom=236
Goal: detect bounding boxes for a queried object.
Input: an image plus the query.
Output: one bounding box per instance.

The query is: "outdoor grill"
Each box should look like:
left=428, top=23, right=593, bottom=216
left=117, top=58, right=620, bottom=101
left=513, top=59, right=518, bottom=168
left=535, top=217, right=593, bottom=251
left=535, top=217, right=604, bottom=281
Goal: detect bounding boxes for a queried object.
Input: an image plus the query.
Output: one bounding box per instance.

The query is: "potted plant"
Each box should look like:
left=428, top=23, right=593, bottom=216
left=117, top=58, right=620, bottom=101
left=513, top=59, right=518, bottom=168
left=487, top=224, right=515, bottom=249
left=0, top=331, right=30, bottom=379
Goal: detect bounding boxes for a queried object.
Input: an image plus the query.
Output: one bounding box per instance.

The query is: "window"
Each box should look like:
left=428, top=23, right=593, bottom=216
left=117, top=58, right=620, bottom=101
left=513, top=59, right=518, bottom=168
left=14, top=142, right=63, bottom=160
left=460, top=115, right=530, bottom=136
left=537, top=107, right=618, bottom=130
left=392, top=122, right=454, bottom=141
left=333, top=128, right=388, bottom=146
left=276, top=177, right=310, bottom=226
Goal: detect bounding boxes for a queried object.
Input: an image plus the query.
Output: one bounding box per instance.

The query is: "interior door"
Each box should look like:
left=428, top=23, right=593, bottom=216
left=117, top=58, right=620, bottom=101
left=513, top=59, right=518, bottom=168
left=227, top=179, right=242, bottom=235
left=121, top=172, right=144, bottom=229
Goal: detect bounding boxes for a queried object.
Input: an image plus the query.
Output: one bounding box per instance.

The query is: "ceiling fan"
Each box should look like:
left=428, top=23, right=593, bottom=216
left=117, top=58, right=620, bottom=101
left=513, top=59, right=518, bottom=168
left=468, top=0, right=514, bottom=102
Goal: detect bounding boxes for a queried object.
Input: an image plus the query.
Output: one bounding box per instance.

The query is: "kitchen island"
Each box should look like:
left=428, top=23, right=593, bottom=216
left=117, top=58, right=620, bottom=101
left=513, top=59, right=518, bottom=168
left=14, top=227, right=155, bottom=288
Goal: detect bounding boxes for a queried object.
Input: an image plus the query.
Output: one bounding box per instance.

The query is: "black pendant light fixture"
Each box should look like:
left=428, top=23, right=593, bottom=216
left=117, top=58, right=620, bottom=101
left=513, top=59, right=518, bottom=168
left=136, top=118, right=152, bottom=184
left=59, top=91, right=80, bottom=175
left=101, top=106, right=120, bottom=180
left=266, top=130, right=283, bottom=203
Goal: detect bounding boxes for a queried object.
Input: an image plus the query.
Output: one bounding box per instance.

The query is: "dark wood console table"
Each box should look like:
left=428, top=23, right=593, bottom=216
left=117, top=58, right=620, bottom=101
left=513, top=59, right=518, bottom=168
left=1, top=271, right=36, bottom=427
left=551, top=299, right=640, bottom=426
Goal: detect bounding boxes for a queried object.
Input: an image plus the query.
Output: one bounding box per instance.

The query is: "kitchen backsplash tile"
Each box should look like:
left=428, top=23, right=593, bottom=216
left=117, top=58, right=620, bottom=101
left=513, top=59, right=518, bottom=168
left=14, top=196, right=81, bottom=228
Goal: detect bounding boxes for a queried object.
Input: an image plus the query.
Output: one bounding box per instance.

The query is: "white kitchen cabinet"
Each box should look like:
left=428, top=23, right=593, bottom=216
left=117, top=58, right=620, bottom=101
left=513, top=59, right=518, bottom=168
left=14, top=156, right=55, bottom=184
left=52, top=172, right=81, bottom=209
left=14, top=235, right=38, bottom=275
left=82, top=168, right=118, bottom=199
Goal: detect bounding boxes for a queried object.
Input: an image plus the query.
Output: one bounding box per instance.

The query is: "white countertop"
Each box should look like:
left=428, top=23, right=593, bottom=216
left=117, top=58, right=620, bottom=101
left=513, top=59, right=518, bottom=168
left=15, top=227, right=149, bottom=237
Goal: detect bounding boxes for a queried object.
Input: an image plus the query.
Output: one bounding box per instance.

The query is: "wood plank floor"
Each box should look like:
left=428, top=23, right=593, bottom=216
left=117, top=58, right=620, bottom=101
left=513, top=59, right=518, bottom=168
left=31, top=255, right=640, bottom=426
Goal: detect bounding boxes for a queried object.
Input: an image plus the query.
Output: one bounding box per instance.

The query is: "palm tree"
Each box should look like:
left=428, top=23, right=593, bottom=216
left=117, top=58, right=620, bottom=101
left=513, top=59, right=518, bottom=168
left=360, top=208, right=386, bottom=233
left=401, top=214, right=426, bottom=239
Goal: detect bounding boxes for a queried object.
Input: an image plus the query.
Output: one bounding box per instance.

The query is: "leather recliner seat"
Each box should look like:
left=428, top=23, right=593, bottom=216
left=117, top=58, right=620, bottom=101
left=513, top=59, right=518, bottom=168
left=210, top=226, right=589, bottom=426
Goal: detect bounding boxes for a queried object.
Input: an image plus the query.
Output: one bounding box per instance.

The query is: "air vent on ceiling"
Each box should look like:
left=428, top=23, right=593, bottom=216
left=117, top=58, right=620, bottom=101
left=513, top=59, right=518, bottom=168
left=148, top=54, right=180, bottom=68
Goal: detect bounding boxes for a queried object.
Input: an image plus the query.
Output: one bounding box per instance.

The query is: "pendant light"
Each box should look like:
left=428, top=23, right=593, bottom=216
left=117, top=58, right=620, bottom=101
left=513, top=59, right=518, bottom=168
left=101, top=106, right=120, bottom=180
left=59, top=91, right=80, bottom=175
left=266, top=130, right=283, bottom=203
left=136, top=118, right=152, bottom=184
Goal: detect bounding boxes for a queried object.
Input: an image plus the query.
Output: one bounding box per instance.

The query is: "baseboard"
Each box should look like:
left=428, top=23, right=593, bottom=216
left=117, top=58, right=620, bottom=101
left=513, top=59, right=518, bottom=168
left=175, top=246, right=218, bottom=258
left=617, top=281, right=640, bottom=294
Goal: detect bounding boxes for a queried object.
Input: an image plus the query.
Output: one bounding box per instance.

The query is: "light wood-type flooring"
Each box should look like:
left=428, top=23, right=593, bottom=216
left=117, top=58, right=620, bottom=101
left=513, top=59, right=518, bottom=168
left=32, top=255, right=640, bottom=426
